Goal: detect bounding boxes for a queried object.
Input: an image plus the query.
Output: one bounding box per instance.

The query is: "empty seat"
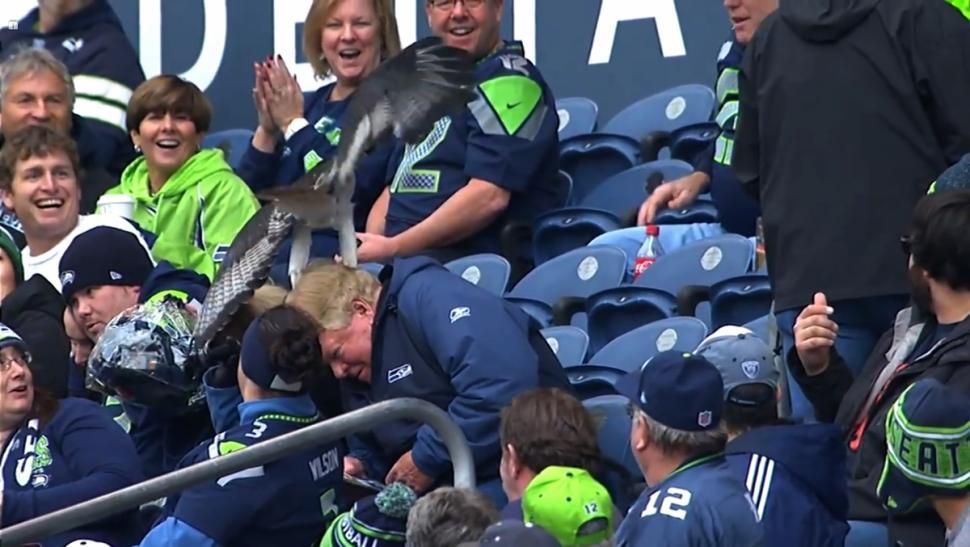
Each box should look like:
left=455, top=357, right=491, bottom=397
left=532, top=208, right=623, bottom=266
left=586, top=286, right=678, bottom=355
left=541, top=326, right=590, bottom=367
left=556, top=97, right=599, bottom=141
left=586, top=317, right=709, bottom=374
left=444, top=254, right=511, bottom=296
left=601, top=84, right=717, bottom=143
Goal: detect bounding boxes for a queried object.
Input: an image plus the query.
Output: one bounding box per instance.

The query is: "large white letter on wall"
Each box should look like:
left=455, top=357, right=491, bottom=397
left=139, top=0, right=227, bottom=90
left=274, top=0, right=322, bottom=90
left=588, top=0, right=685, bottom=65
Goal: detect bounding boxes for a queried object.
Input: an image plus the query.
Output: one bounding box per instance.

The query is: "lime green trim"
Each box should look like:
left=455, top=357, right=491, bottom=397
left=218, top=440, right=248, bottom=456
left=350, top=515, right=407, bottom=541
left=146, top=290, right=190, bottom=305
left=479, top=75, right=543, bottom=136
left=258, top=412, right=320, bottom=425
left=304, top=150, right=324, bottom=173
left=667, top=452, right=722, bottom=480
left=392, top=169, right=440, bottom=194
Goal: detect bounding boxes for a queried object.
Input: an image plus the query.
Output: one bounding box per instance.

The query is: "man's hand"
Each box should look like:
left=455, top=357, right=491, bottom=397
left=354, top=232, right=400, bottom=264
left=794, top=292, right=838, bottom=376
left=344, top=455, right=366, bottom=478
left=385, top=451, right=434, bottom=493
left=637, top=172, right=709, bottom=225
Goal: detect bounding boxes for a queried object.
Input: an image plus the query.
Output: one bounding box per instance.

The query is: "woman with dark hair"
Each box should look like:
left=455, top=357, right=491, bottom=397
left=0, top=322, right=143, bottom=546
left=140, top=305, right=345, bottom=546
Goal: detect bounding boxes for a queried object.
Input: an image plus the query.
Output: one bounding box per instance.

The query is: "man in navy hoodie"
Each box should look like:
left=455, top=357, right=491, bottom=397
left=290, top=257, right=572, bottom=506
left=57, top=224, right=210, bottom=478
left=694, top=326, right=849, bottom=547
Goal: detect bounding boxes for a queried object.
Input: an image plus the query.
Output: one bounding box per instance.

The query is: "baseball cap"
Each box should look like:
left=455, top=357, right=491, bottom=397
left=617, top=350, right=724, bottom=432
left=0, top=323, right=28, bottom=354
left=877, top=379, right=970, bottom=514
left=694, top=326, right=779, bottom=406
left=521, top=466, right=613, bottom=546
left=478, top=520, right=561, bottom=546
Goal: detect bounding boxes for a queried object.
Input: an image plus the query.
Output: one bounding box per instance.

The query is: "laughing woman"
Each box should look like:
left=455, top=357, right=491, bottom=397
left=101, top=75, right=260, bottom=280
left=0, top=323, right=143, bottom=546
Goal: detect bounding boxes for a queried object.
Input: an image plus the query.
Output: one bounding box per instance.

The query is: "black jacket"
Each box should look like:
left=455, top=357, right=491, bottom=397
left=734, top=0, right=970, bottom=311
left=790, top=307, right=970, bottom=547
left=1, top=275, right=70, bottom=398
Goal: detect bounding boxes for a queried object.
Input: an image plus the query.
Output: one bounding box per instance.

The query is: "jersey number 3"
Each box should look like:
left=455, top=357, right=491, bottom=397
left=641, top=487, right=692, bottom=521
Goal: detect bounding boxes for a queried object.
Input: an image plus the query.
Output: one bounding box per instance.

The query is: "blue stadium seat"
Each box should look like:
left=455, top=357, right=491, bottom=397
left=444, top=254, right=511, bottom=296
left=203, top=128, right=253, bottom=170
left=508, top=246, right=627, bottom=327
left=586, top=317, right=709, bottom=374
left=601, top=84, right=717, bottom=142
left=742, top=314, right=773, bottom=345
left=653, top=200, right=720, bottom=225
left=583, top=395, right=644, bottom=513
left=541, top=326, right=590, bottom=367
left=554, top=170, right=574, bottom=207
left=585, top=286, right=678, bottom=356
left=559, top=134, right=641, bottom=205
left=532, top=208, right=623, bottom=266
left=505, top=296, right=554, bottom=328
left=555, top=97, right=599, bottom=141
left=579, top=160, right=695, bottom=218
left=709, top=275, right=773, bottom=329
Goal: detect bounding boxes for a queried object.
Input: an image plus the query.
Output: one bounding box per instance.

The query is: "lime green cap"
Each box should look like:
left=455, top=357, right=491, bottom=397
left=522, top=466, right=613, bottom=546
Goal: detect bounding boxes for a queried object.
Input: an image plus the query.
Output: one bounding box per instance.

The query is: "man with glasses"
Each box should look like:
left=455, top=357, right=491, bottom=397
left=790, top=189, right=970, bottom=546
left=357, top=0, right=561, bottom=264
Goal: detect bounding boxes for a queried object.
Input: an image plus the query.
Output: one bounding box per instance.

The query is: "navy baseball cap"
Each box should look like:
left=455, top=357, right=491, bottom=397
left=694, top=326, right=779, bottom=406
left=877, top=379, right=970, bottom=514
left=617, top=350, right=724, bottom=432
left=478, top=520, right=560, bottom=546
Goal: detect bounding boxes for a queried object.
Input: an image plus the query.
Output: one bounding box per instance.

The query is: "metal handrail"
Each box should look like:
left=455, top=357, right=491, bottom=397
left=0, top=398, right=475, bottom=545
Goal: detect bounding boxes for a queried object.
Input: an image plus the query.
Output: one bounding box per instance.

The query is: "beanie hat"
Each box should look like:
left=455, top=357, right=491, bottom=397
left=928, top=154, right=970, bottom=194
left=59, top=226, right=154, bottom=303
left=0, top=227, right=23, bottom=284
left=319, top=483, right=416, bottom=547
left=239, top=315, right=304, bottom=393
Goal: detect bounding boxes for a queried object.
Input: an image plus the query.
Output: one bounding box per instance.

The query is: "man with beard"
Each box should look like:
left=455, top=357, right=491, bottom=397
left=790, top=190, right=970, bottom=547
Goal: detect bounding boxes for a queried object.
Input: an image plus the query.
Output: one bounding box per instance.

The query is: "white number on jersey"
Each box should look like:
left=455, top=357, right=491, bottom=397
left=641, top=487, right=692, bottom=521
left=244, top=419, right=268, bottom=439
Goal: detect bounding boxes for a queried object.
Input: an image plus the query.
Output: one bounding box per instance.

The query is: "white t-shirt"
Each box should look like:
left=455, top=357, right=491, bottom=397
left=22, top=214, right=154, bottom=292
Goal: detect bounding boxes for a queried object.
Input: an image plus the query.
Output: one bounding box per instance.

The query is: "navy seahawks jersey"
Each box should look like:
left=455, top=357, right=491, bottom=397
left=712, top=39, right=744, bottom=168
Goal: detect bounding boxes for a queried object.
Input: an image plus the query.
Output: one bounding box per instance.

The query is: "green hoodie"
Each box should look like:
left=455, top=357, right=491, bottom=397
left=104, top=149, right=259, bottom=280
left=949, top=0, right=970, bottom=19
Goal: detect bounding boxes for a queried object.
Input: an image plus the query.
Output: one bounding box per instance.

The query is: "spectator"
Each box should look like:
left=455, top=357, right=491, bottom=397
left=0, top=47, right=130, bottom=244
left=358, top=0, right=561, bottom=264
left=695, top=326, right=850, bottom=547
left=590, top=0, right=773, bottom=266
left=139, top=305, right=344, bottom=547
left=790, top=190, right=970, bottom=545
left=877, top=379, right=970, bottom=546
left=521, top=466, right=614, bottom=546
left=0, top=322, right=143, bottom=546
left=0, top=124, right=150, bottom=291
left=733, top=0, right=970, bottom=416
left=289, top=257, right=572, bottom=505
left=103, top=74, right=259, bottom=280
left=498, top=387, right=603, bottom=518
left=614, top=351, right=763, bottom=547
left=239, top=0, right=401, bottom=263
left=0, top=0, right=144, bottom=175
left=0, top=228, right=22, bottom=299
left=319, top=482, right=416, bottom=547
left=405, top=487, right=499, bottom=547
left=476, top=520, right=561, bottom=546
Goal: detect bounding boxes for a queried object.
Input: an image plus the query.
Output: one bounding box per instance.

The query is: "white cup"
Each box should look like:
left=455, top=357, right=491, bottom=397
left=97, top=194, right=136, bottom=220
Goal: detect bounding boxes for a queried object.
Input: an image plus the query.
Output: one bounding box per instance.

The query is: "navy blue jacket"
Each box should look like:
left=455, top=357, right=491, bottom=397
left=1, top=398, right=143, bottom=546
left=0, top=0, right=144, bottom=175
left=237, top=83, right=391, bottom=261
left=725, top=424, right=850, bottom=547
left=140, top=395, right=343, bottom=547
left=346, top=257, right=571, bottom=483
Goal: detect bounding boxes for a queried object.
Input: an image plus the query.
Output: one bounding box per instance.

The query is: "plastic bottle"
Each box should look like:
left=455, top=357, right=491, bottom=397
left=633, top=224, right=664, bottom=279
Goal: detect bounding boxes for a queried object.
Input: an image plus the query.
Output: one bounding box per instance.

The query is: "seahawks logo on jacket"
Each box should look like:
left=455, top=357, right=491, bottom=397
left=14, top=419, right=54, bottom=488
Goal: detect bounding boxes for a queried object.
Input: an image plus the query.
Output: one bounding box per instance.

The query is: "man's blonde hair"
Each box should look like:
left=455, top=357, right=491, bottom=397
left=289, top=260, right=381, bottom=330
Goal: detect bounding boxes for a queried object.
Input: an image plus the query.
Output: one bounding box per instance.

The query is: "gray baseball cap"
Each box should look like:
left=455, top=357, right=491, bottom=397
left=694, top=326, right=779, bottom=406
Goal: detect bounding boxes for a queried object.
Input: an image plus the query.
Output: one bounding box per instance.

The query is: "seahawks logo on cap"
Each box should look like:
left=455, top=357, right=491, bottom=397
left=60, top=270, right=75, bottom=286
left=741, top=360, right=761, bottom=379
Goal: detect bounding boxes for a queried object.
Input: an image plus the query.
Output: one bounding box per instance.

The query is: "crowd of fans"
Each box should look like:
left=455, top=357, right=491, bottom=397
left=0, top=0, right=968, bottom=546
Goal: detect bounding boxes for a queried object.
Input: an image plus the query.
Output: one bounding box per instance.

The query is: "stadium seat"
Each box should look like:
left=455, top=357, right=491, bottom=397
left=203, top=128, right=253, bottom=170
left=508, top=246, right=627, bottom=327
left=444, top=254, right=511, bottom=296
left=541, top=326, right=590, bottom=367
left=583, top=395, right=645, bottom=513
left=579, top=160, right=695, bottom=219
left=652, top=200, right=720, bottom=225
left=555, top=97, right=599, bottom=141
left=554, top=170, right=574, bottom=207
left=742, top=314, right=773, bottom=344
left=506, top=296, right=554, bottom=328
left=709, top=275, right=773, bottom=329
left=641, top=121, right=721, bottom=163
left=601, top=84, right=717, bottom=143
left=586, top=317, right=709, bottom=374
left=585, top=286, right=678, bottom=356
left=559, top=134, right=641, bottom=205
left=532, top=208, right=623, bottom=266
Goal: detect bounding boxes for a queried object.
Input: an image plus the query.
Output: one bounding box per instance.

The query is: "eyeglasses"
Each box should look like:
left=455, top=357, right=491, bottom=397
left=900, top=235, right=914, bottom=256
left=0, top=353, right=30, bottom=371
left=429, top=0, right=485, bottom=10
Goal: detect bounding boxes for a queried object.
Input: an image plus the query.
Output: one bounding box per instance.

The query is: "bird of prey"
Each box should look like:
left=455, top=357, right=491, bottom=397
left=191, top=37, right=476, bottom=350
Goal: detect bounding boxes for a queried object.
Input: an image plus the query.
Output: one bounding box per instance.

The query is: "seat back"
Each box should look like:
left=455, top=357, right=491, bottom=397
left=583, top=395, right=645, bottom=512
left=532, top=208, right=623, bottom=266
left=586, top=286, right=678, bottom=355
left=505, top=296, right=554, bottom=328
left=559, top=134, right=641, bottom=205
left=710, top=275, right=773, bottom=329
left=444, top=254, right=511, bottom=296
left=556, top=97, right=599, bottom=141
left=202, top=128, right=254, bottom=170
left=579, top=160, right=695, bottom=218
left=541, top=326, right=590, bottom=367
left=588, top=317, right=709, bottom=374
left=509, top=246, right=627, bottom=306
left=653, top=201, right=720, bottom=225
left=634, top=234, right=754, bottom=295
left=602, top=84, right=716, bottom=141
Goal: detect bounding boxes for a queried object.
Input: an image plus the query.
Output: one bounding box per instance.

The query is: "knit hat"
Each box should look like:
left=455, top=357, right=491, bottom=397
left=928, top=154, right=970, bottom=194
left=0, top=226, right=23, bottom=284
left=319, top=482, right=416, bottom=547
left=478, top=520, right=561, bottom=546
left=521, top=466, right=613, bottom=546
left=239, top=315, right=304, bottom=393
left=59, top=226, right=154, bottom=304
left=0, top=322, right=29, bottom=354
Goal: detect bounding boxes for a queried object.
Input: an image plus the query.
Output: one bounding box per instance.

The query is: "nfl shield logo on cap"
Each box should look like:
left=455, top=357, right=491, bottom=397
left=698, top=410, right=713, bottom=428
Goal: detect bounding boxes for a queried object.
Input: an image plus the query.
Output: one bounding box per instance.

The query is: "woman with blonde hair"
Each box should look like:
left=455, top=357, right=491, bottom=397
left=238, top=0, right=402, bottom=264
